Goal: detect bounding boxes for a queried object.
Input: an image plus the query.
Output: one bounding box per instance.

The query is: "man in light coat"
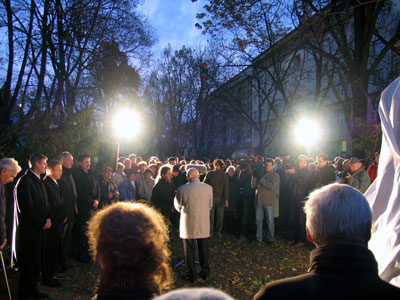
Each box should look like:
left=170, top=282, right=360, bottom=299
left=174, top=168, right=213, bottom=283
left=251, top=158, right=280, bottom=245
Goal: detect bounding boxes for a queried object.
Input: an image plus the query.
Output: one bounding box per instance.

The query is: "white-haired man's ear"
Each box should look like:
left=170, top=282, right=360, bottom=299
left=306, top=227, right=316, bottom=246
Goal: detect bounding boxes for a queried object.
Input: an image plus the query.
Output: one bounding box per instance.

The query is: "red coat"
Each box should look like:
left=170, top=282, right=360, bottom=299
left=367, top=161, right=378, bottom=182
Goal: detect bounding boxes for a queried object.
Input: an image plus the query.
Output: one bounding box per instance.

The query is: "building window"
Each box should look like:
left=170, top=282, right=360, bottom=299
left=336, top=110, right=345, bottom=126
left=326, top=112, right=334, bottom=128
left=340, top=140, right=347, bottom=154
left=244, top=128, right=252, bottom=143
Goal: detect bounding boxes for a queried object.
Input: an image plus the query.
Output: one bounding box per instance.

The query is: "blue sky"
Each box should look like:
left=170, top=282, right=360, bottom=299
left=138, top=0, right=209, bottom=58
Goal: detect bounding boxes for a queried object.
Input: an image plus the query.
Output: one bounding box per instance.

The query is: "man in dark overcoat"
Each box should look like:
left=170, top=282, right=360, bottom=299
left=43, top=160, right=65, bottom=287
left=58, top=151, right=77, bottom=269
left=15, top=153, right=51, bottom=299
left=72, top=154, right=99, bottom=263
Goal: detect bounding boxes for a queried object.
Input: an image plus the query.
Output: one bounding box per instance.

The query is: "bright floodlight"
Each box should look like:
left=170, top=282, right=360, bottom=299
left=294, top=118, right=320, bottom=147
left=112, top=109, right=142, bottom=139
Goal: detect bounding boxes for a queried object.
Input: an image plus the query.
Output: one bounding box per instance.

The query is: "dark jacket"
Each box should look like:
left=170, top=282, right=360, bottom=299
left=150, top=179, right=176, bottom=217
left=72, top=167, right=99, bottom=221
left=204, top=169, right=229, bottom=201
left=0, top=183, right=6, bottom=245
left=16, top=169, right=49, bottom=229
left=255, top=244, right=400, bottom=300
left=173, top=172, right=187, bottom=189
left=238, top=169, right=253, bottom=198
left=228, top=174, right=239, bottom=211
left=58, top=166, right=77, bottom=221
left=44, top=177, right=65, bottom=223
left=15, top=169, right=50, bottom=297
left=293, top=167, right=312, bottom=201
left=98, top=176, right=119, bottom=208
left=312, top=164, right=336, bottom=188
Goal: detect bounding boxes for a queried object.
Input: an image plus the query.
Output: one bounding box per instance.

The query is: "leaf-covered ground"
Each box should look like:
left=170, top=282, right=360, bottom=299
left=0, top=231, right=311, bottom=300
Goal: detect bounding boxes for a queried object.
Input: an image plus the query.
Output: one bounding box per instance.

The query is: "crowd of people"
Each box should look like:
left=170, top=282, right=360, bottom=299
left=0, top=149, right=399, bottom=299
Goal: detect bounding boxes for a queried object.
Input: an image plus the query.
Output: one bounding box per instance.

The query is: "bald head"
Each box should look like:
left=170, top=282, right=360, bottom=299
left=187, top=168, right=199, bottom=181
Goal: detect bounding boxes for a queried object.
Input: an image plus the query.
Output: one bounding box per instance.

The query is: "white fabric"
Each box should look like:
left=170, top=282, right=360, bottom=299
left=365, top=76, right=400, bottom=287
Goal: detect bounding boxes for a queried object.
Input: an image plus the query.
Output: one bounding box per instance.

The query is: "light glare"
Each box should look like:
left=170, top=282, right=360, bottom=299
left=112, top=109, right=142, bottom=139
left=295, top=119, right=320, bottom=146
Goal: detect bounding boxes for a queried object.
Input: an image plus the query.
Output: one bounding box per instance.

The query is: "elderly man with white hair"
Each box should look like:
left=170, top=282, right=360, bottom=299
left=0, top=158, right=21, bottom=249
left=255, top=183, right=400, bottom=299
left=174, top=168, right=213, bottom=283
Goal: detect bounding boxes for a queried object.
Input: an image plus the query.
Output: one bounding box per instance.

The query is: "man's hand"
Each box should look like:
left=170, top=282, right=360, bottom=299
left=345, top=173, right=351, bottom=179
left=43, top=218, right=52, bottom=230
left=93, top=200, right=99, bottom=209
left=108, top=192, right=113, bottom=199
left=64, top=217, right=68, bottom=224
left=225, top=200, right=229, bottom=208
left=0, top=239, right=7, bottom=250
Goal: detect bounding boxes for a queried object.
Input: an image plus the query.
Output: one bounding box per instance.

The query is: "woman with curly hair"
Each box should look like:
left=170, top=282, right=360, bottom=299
left=88, top=202, right=173, bottom=300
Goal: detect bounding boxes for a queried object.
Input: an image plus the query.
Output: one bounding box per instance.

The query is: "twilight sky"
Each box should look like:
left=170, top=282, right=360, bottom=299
left=138, top=0, right=209, bottom=58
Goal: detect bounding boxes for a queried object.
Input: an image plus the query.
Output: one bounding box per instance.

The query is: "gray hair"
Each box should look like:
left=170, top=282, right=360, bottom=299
left=187, top=168, right=199, bottom=181
left=304, top=183, right=372, bottom=245
left=60, top=151, right=72, bottom=159
left=154, top=288, right=234, bottom=300
left=185, top=164, right=207, bottom=175
left=298, top=154, right=308, bottom=161
left=0, top=158, right=22, bottom=174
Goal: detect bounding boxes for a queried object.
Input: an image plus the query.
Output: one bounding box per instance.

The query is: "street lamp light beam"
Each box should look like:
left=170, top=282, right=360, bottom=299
left=294, top=118, right=320, bottom=155
left=112, top=109, right=142, bottom=139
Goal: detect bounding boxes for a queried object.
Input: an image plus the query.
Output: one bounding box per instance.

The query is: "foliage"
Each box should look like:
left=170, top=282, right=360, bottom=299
left=0, top=107, right=101, bottom=167
left=352, top=129, right=382, bottom=161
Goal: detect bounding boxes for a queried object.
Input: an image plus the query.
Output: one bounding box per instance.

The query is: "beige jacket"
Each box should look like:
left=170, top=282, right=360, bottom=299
left=252, top=171, right=280, bottom=206
left=174, top=179, right=213, bottom=239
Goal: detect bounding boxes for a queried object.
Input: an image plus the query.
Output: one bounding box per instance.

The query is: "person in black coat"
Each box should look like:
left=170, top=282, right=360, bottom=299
left=43, top=160, right=65, bottom=287
left=72, top=154, right=99, bottom=263
left=223, top=166, right=239, bottom=235
left=172, top=165, right=187, bottom=189
left=58, top=151, right=77, bottom=269
left=254, top=184, right=400, bottom=300
left=15, top=153, right=51, bottom=299
left=288, top=155, right=312, bottom=248
left=237, top=162, right=254, bottom=239
left=150, top=165, right=176, bottom=222
left=312, top=153, right=336, bottom=188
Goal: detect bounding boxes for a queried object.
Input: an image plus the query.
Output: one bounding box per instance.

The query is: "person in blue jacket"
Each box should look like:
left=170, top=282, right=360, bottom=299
left=119, top=171, right=136, bottom=201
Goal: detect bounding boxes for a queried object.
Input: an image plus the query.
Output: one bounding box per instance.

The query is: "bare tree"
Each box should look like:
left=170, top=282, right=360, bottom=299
left=293, top=0, right=400, bottom=147
left=0, top=0, right=155, bottom=157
